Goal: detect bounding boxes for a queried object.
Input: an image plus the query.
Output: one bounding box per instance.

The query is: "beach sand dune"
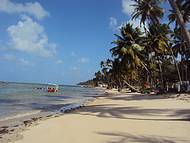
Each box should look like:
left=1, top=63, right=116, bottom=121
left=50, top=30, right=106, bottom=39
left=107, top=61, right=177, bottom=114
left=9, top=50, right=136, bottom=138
left=12, top=94, right=190, bottom=143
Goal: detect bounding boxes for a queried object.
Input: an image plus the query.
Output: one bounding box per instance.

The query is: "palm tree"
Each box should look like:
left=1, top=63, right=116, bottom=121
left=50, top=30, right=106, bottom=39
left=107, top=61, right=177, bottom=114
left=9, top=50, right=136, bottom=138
left=110, top=23, right=147, bottom=71
left=100, top=59, right=113, bottom=86
left=144, top=24, right=170, bottom=88
left=168, top=0, right=190, bottom=28
left=171, top=28, right=189, bottom=81
left=131, top=0, right=165, bottom=88
left=110, top=23, right=146, bottom=91
left=168, top=0, right=190, bottom=82
left=94, top=71, right=103, bottom=85
left=167, top=0, right=190, bottom=51
left=132, top=0, right=164, bottom=26
left=132, top=0, right=184, bottom=87
left=100, top=59, right=124, bottom=89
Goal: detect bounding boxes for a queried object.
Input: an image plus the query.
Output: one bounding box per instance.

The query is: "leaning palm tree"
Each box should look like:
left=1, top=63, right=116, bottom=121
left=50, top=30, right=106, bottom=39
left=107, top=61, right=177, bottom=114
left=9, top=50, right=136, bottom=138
left=167, top=0, right=190, bottom=83
left=167, top=0, right=190, bottom=51
left=168, top=0, right=190, bottom=28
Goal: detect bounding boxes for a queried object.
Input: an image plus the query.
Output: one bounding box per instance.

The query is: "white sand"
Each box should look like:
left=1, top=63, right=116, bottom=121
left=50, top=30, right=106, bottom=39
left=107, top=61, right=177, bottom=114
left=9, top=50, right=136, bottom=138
left=12, top=94, right=190, bottom=143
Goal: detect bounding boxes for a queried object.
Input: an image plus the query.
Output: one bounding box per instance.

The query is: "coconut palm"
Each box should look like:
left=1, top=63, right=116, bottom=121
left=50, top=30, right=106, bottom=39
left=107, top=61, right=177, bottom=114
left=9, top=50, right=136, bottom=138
left=131, top=0, right=165, bottom=87
left=167, top=0, right=190, bottom=51
left=171, top=28, right=189, bottom=81
left=110, top=23, right=147, bottom=71
left=168, top=0, right=190, bottom=80
left=110, top=23, right=147, bottom=91
left=94, top=71, right=103, bottom=85
left=132, top=0, right=164, bottom=26
left=145, top=24, right=169, bottom=86
left=100, top=59, right=114, bottom=86
left=168, top=0, right=190, bottom=28
left=100, top=59, right=124, bottom=89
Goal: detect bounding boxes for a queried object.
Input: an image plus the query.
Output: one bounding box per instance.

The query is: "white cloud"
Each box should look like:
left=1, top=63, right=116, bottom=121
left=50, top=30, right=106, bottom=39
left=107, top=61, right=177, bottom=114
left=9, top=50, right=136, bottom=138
left=78, top=57, right=89, bottom=64
left=0, top=0, right=49, bottom=20
left=7, top=15, right=57, bottom=58
left=0, top=54, right=32, bottom=66
left=122, top=0, right=135, bottom=16
left=109, top=17, right=118, bottom=31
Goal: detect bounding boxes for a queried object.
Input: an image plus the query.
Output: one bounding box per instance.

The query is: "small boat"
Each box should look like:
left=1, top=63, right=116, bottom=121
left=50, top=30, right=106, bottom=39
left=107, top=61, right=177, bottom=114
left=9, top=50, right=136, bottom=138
left=47, top=84, right=59, bottom=92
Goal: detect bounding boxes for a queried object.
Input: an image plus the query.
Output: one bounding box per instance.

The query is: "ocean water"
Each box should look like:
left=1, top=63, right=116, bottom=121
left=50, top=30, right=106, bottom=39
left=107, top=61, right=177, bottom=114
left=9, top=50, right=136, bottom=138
left=0, top=82, right=103, bottom=122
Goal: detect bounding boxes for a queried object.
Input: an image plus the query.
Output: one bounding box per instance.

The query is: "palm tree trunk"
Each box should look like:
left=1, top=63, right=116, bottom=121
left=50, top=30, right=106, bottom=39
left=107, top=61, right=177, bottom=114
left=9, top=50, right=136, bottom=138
left=121, top=75, right=140, bottom=92
left=139, top=60, right=150, bottom=85
left=123, top=80, right=140, bottom=92
left=158, top=62, right=164, bottom=88
left=170, top=48, right=182, bottom=84
left=168, top=0, right=190, bottom=51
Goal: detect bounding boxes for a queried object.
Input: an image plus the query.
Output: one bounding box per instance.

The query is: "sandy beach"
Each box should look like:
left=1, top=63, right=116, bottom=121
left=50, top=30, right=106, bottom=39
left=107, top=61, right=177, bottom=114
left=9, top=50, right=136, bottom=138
left=1, top=0, right=190, bottom=142
left=7, top=93, right=190, bottom=143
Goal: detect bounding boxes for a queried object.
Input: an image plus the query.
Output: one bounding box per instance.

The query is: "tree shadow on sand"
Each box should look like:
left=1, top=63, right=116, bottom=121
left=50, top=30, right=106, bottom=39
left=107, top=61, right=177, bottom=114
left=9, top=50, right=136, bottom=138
left=96, top=132, right=189, bottom=143
left=106, top=93, right=171, bottom=101
left=76, top=103, right=190, bottom=122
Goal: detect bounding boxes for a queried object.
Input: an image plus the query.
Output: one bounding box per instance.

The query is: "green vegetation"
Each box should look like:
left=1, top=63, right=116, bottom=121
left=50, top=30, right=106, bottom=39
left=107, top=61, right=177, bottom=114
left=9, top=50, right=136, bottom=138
left=80, top=0, right=190, bottom=93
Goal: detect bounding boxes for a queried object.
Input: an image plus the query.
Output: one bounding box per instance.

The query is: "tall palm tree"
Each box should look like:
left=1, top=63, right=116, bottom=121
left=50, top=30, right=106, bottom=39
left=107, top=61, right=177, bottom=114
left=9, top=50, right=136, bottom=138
left=145, top=24, right=169, bottom=87
left=146, top=23, right=183, bottom=87
left=132, top=0, right=164, bottom=25
left=168, top=0, right=190, bottom=28
left=131, top=0, right=165, bottom=87
left=171, top=28, right=189, bottom=81
left=110, top=23, right=146, bottom=91
left=167, top=0, right=190, bottom=51
left=110, top=24, right=146, bottom=71
left=132, top=0, right=184, bottom=86
left=168, top=0, right=190, bottom=82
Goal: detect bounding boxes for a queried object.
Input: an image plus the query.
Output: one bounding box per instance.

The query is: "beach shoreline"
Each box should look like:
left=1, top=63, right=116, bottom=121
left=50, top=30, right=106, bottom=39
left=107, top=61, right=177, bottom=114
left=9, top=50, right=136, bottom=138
left=0, top=86, right=106, bottom=143
left=0, top=98, right=99, bottom=143
left=1, top=90, right=189, bottom=143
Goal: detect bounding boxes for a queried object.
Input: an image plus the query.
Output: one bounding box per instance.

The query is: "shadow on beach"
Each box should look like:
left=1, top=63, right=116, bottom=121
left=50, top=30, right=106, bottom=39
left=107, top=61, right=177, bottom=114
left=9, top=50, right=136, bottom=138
left=106, top=93, right=171, bottom=101
left=74, top=94, right=190, bottom=122
left=96, top=132, right=189, bottom=143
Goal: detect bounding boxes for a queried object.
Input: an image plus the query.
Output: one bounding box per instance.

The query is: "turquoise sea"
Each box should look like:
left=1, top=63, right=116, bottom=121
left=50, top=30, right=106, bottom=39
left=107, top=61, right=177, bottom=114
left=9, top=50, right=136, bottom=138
left=0, top=82, right=102, bottom=122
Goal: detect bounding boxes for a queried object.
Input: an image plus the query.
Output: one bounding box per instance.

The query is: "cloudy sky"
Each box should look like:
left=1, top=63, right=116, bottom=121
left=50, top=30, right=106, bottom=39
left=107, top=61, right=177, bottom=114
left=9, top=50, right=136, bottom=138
left=0, top=0, right=170, bottom=85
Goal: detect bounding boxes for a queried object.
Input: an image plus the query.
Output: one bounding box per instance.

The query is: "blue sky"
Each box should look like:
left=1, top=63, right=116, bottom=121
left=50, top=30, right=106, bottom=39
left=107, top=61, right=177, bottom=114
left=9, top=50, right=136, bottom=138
left=0, top=0, right=173, bottom=85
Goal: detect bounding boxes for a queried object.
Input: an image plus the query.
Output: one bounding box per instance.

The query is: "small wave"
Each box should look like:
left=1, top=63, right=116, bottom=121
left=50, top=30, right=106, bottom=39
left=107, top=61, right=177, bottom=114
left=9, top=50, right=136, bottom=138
left=0, top=110, right=41, bottom=122
left=58, top=103, right=83, bottom=113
